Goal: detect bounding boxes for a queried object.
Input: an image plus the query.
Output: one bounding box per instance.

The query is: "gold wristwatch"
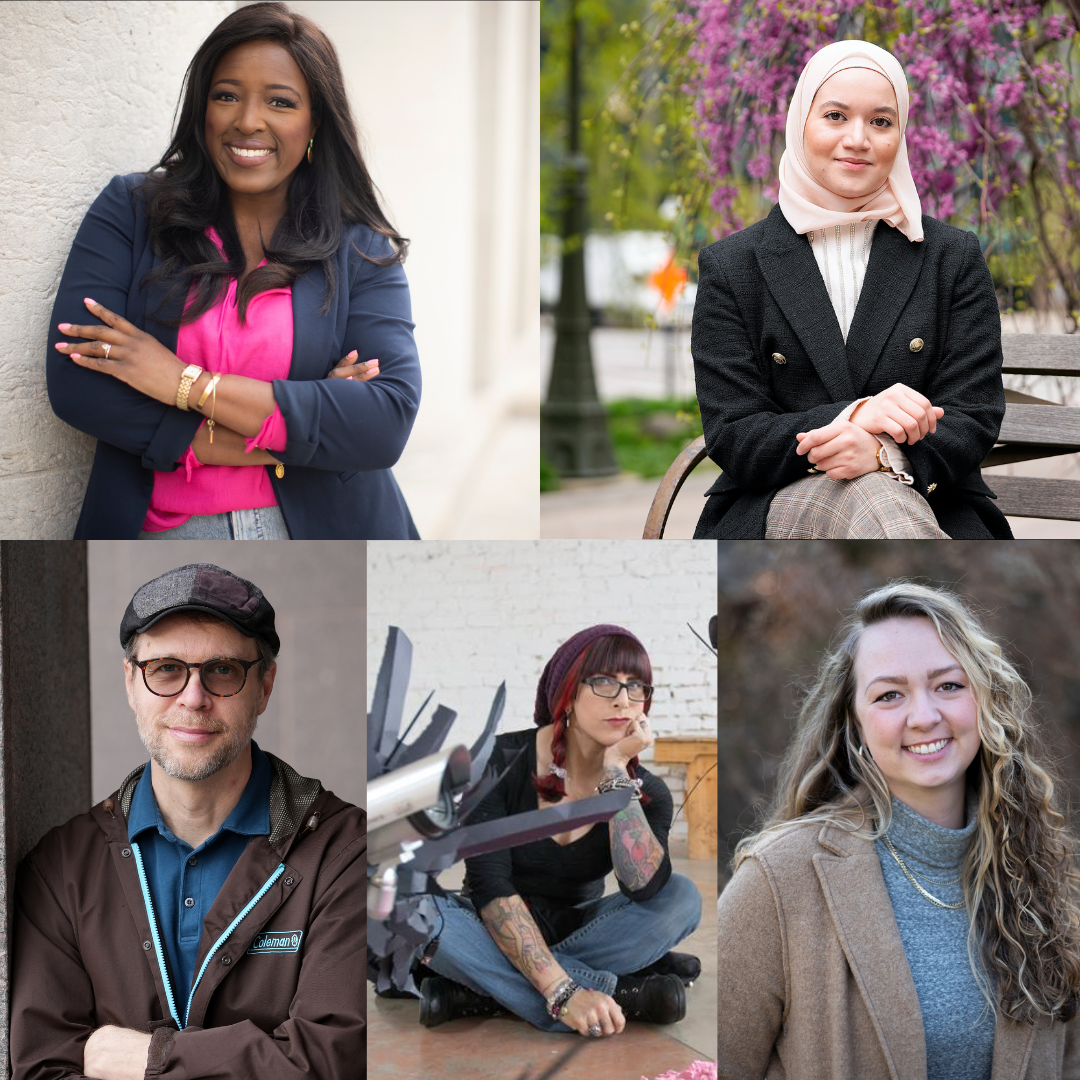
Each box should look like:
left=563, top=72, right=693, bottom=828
left=176, top=364, right=204, bottom=411
left=877, top=444, right=892, bottom=472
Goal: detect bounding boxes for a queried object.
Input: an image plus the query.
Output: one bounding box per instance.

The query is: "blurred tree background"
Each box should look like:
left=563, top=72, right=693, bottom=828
left=717, top=541, right=1080, bottom=883
left=543, top=0, right=1080, bottom=326
left=542, top=0, right=703, bottom=237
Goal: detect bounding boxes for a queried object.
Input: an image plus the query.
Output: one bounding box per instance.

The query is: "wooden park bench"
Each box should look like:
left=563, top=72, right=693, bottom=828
left=643, top=332, right=1080, bottom=538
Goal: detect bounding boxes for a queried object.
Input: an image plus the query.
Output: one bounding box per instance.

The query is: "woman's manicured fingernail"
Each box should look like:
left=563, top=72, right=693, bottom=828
left=84, top=297, right=96, bottom=305
left=346, top=375, right=354, bottom=381
left=58, top=323, right=71, bottom=331
left=71, top=352, right=81, bottom=359
left=55, top=342, right=68, bottom=349
left=348, top=350, right=358, bottom=358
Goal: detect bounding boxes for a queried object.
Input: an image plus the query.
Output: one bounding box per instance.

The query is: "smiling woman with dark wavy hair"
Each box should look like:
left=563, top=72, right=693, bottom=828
left=46, top=2, right=420, bottom=540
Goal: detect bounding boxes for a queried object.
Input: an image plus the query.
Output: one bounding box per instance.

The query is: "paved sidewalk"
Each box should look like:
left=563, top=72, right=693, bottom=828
left=541, top=468, right=719, bottom=539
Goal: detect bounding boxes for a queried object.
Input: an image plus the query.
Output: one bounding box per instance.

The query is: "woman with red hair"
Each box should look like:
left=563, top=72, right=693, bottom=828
left=416, top=625, right=702, bottom=1038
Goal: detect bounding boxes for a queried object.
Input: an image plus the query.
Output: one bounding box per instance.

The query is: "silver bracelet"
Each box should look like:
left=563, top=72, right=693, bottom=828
left=546, top=978, right=580, bottom=1020
left=596, top=774, right=643, bottom=799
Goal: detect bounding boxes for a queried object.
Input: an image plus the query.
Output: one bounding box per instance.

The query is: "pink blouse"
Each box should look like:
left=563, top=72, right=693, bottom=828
left=142, top=227, right=291, bottom=533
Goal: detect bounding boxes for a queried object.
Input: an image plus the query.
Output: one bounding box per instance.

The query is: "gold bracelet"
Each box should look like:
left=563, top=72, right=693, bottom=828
left=196, top=371, right=221, bottom=411
left=207, top=372, right=221, bottom=444
left=176, top=364, right=204, bottom=411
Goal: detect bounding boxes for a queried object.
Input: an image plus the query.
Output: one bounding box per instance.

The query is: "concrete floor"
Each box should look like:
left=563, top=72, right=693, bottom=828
left=367, top=856, right=716, bottom=1079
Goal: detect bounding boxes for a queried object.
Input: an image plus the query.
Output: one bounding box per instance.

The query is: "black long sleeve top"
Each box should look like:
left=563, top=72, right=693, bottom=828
left=463, top=729, right=673, bottom=944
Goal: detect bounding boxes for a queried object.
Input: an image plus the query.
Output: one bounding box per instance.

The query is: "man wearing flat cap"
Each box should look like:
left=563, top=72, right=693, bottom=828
left=10, top=564, right=365, bottom=1080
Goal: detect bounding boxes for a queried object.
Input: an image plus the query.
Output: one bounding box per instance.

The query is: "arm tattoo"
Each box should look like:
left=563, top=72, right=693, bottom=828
left=480, top=895, right=566, bottom=995
left=608, top=775, right=666, bottom=892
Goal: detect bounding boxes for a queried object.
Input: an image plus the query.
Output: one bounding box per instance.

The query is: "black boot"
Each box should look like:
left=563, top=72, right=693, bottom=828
left=613, top=973, right=686, bottom=1024
left=418, top=976, right=505, bottom=1028
left=632, top=951, right=702, bottom=986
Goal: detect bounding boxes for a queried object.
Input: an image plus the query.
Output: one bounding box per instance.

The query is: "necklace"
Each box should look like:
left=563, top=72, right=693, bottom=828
left=881, top=833, right=966, bottom=910
left=904, top=863, right=961, bottom=887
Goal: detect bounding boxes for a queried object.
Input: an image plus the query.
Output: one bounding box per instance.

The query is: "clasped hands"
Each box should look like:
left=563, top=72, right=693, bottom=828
left=795, top=383, right=944, bottom=480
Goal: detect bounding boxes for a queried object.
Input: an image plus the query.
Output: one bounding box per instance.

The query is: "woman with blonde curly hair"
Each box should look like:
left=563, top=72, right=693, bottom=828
left=717, top=582, right=1080, bottom=1079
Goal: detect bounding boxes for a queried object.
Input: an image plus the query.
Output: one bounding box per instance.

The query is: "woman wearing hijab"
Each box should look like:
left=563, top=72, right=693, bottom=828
left=692, top=40, right=1011, bottom=539
left=717, top=583, right=1080, bottom=1077
left=416, top=626, right=702, bottom=1037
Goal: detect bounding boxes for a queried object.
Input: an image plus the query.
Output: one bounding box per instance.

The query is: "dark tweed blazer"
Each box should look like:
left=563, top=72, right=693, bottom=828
left=691, top=203, right=1012, bottom=539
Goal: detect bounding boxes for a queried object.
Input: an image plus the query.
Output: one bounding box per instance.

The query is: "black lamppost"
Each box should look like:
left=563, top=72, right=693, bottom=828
left=541, top=0, right=618, bottom=478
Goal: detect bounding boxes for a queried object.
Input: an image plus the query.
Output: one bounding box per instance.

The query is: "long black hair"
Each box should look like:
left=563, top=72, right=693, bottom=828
left=136, top=1, right=407, bottom=327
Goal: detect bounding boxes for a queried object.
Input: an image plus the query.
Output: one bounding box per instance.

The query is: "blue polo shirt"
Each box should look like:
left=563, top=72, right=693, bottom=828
left=128, top=741, right=272, bottom=1001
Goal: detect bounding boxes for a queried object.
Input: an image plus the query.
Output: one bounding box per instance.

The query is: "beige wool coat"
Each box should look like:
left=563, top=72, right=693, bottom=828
left=717, top=819, right=1080, bottom=1080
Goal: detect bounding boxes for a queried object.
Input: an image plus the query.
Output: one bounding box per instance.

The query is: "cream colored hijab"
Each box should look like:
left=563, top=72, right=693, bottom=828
left=777, top=39, right=923, bottom=241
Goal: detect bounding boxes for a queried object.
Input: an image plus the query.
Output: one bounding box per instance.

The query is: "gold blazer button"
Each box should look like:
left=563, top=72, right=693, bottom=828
left=927, top=482, right=937, bottom=493
left=772, top=353, right=787, bottom=364
left=909, top=338, right=924, bottom=352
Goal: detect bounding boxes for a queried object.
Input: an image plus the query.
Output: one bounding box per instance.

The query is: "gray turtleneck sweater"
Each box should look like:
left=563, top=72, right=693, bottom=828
left=875, top=796, right=994, bottom=1080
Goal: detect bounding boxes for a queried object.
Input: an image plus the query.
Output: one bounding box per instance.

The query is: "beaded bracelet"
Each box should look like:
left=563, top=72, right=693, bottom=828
left=545, top=978, right=581, bottom=1021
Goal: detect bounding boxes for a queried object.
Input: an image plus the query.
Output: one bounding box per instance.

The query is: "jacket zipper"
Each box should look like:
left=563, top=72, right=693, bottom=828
left=130, top=842, right=285, bottom=1029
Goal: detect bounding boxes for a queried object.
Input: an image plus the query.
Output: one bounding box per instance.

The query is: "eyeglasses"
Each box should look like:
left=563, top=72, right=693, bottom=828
left=582, top=675, right=653, bottom=703
left=131, top=656, right=261, bottom=698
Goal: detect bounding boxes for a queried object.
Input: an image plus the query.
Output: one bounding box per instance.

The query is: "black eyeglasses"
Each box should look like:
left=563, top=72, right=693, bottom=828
left=131, top=656, right=261, bottom=698
left=582, top=675, right=653, bottom=703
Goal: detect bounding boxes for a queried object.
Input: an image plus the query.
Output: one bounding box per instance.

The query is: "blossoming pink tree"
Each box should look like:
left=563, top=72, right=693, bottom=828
left=684, top=0, right=1080, bottom=325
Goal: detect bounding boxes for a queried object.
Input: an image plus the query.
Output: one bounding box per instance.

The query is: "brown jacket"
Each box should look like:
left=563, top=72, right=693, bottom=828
left=10, top=754, right=365, bottom=1080
left=717, top=819, right=1080, bottom=1080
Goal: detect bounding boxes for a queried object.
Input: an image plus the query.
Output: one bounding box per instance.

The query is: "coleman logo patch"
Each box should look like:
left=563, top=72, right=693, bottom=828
left=247, top=930, right=304, bottom=955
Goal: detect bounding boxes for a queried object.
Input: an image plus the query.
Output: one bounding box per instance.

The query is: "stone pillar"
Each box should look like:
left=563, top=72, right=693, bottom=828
left=0, top=541, right=91, bottom=1073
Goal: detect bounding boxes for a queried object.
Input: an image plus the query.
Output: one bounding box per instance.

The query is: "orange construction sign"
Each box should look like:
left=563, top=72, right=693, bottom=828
left=648, top=254, right=687, bottom=310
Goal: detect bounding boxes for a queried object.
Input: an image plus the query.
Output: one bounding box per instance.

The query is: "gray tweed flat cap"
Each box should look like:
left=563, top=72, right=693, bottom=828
left=120, top=563, right=278, bottom=652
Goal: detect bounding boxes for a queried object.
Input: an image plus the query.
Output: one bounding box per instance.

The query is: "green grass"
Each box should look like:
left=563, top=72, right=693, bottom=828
left=540, top=398, right=707, bottom=488
left=606, top=397, right=704, bottom=479
left=540, top=455, right=561, bottom=492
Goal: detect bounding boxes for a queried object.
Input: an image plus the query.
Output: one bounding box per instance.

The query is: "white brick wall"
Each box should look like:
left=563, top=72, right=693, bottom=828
left=367, top=540, right=717, bottom=848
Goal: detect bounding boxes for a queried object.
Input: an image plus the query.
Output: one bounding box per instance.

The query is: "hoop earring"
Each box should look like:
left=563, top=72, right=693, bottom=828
left=307, top=136, right=314, bottom=164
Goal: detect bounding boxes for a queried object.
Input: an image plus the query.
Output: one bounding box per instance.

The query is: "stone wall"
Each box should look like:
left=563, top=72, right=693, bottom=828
left=0, top=541, right=91, bottom=1073
left=0, top=1, right=235, bottom=538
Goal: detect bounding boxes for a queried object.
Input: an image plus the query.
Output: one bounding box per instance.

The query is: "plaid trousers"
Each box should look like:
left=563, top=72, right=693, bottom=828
left=765, top=472, right=950, bottom=539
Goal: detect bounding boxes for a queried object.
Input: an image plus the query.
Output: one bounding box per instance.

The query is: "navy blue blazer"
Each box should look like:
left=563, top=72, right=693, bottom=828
left=47, top=173, right=421, bottom=539
left=691, top=205, right=1011, bottom=539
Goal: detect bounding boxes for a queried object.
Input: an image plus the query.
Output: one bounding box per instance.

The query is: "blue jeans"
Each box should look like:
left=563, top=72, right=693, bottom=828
left=139, top=505, right=289, bottom=539
left=423, top=873, right=701, bottom=1031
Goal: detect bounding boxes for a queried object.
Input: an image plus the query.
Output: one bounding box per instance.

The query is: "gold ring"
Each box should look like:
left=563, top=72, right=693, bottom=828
left=103, top=343, right=111, bottom=359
